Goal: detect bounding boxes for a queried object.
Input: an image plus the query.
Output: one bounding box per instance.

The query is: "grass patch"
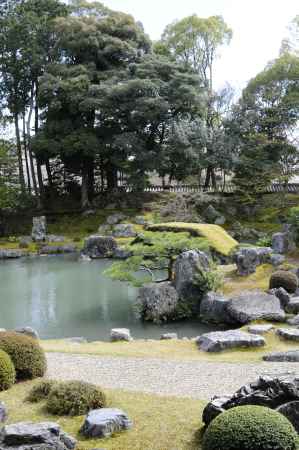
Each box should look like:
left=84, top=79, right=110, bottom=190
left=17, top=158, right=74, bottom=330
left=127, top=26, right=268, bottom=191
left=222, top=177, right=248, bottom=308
left=221, top=264, right=274, bottom=296
left=42, top=330, right=299, bottom=363
left=0, top=380, right=205, bottom=450
left=148, top=223, right=238, bottom=256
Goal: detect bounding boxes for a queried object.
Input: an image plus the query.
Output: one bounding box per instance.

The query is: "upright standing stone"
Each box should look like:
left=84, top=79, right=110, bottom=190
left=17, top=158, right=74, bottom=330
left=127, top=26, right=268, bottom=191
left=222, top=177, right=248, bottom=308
left=32, top=216, right=47, bottom=242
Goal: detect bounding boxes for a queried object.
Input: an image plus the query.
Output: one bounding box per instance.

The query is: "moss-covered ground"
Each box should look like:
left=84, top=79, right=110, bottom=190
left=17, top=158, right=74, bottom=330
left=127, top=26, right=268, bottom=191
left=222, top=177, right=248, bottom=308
left=0, top=380, right=205, bottom=450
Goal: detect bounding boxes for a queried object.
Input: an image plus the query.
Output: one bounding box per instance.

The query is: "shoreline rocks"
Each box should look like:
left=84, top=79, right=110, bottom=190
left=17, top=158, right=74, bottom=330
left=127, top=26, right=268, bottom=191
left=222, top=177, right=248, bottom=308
left=196, top=329, right=265, bottom=352
left=137, top=282, right=179, bottom=323
left=82, top=235, right=117, bottom=259
left=110, top=328, right=133, bottom=342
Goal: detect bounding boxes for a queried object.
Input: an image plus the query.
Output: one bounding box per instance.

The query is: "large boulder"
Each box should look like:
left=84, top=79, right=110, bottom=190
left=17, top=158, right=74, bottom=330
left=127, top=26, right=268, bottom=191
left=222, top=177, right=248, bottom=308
left=32, top=216, right=47, bottom=242
left=204, top=205, right=224, bottom=224
left=226, top=290, right=285, bottom=324
left=111, top=224, right=137, bottom=238
left=233, top=247, right=272, bottom=276
left=106, top=213, right=126, bottom=225
left=276, top=328, right=299, bottom=342
left=80, top=408, right=132, bottom=438
left=200, top=292, right=235, bottom=325
left=0, top=249, right=26, bottom=259
left=286, top=297, right=299, bottom=314
left=0, top=422, right=76, bottom=449
left=137, top=282, right=179, bottom=323
left=269, top=287, right=291, bottom=309
left=110, top=328, right=132, bottom=342
left=196, top=329, right=265, bottom=353
left=82, top=235, right=117, bottom=259
left=272, top=226, right=296, bottom=254
left=202, top=375, right=299, bottom=430
left=173, top=250, right=210, bottom=303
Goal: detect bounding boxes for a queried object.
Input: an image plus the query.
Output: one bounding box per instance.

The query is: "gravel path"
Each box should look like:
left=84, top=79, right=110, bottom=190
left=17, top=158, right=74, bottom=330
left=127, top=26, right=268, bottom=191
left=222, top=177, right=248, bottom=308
left=46, top=353, right=299, bottom=400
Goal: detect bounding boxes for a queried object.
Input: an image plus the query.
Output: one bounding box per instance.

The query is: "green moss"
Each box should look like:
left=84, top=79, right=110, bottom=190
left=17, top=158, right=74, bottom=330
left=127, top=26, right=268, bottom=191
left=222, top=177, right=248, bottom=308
left=148, top=223, right=238, bottom=256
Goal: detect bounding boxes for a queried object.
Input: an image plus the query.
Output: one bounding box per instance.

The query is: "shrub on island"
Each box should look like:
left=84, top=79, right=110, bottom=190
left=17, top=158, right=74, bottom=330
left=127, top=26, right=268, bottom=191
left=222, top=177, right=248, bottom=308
left=0, top=349, right=15, bottom=391
left=269, top=270, right=298, bottom=293
left=0, top=332, right=46, bottom=380
left=27, top=379, right=57, bottom=402
left=202, top=405, right=297, bottom=450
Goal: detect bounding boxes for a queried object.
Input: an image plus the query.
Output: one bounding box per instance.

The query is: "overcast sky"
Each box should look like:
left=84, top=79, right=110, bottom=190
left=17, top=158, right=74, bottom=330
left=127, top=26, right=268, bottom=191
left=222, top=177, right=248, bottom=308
left=101, top=0, right=298, bottom=93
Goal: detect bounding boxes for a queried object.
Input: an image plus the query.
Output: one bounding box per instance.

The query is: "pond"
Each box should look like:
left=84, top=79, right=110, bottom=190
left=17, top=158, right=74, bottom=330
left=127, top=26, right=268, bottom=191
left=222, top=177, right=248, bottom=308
left=0, top=256, right=221, bottom=341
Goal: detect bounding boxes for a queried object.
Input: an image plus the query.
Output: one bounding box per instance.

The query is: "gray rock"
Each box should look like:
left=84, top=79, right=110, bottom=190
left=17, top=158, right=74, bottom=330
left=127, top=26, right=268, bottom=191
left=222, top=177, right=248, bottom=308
left=14, top=327, right=39, bottom=340
left=134, top=216, right=148, bottom=225
left=248, top=324, right=273, bottom=335
left=200, top=291, right=235, bottom=325
left=276, top=401, right=299, bottom=433
left=32, top=216, right=47, bottom=242
left=287, top=314, right=299, bottom=325
left=276, top=328, right=299, bottom=341
left=80, top=408, right=132, bottom=438
left=173, top=250, right=210, bottom=302
left=226, top=290, right=285, bottom=324
left=0, top=249, right=26, bottom=260
left=39, top=245, right=77, bottom=255
left=270, top=287, right=291, bottom=308
left=196, top=329, right=265, bottom=353
left=106, top=213, right=126, bottom=225
left=214, top=215, right=226, bottom=225
left=160, top=333, right=178, bottom=340
left=46, top=235, right=65, bottom=243
left=270, top=253, right=285, bottom=266
left=137, top=282, right=179, bottom=323
left=64, top=337, right=87, bottom=344
left=233, top=247, right=272, bottom=276
left=0, top=402, right=7, bottom=423
left=82, top=209, right=96, bottom=217
left=111, top=224, right=137, bottom=238
left=110, top=328, right=132, bottom=342
left=286, top=297, right=299, bottom=314
left=97, top=224, right=112, bottom=235
left=204, top=205, right=222, bottom=223
left=19, top=236, right=32, bottom=248
left=263, top=350, right=299, bottom=362
left=230, top=290, right=285, bottom=324
left=202, top=375, right=299, bottom=426
left=272, top=230, right=296, bottom=254
left=83, top=235, right=117, bottom=259
left=0, top=422, right=76, bottom=449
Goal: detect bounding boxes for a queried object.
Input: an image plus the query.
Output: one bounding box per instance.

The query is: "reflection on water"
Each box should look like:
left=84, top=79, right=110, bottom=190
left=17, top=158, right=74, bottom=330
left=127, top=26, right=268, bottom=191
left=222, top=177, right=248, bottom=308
left=0, top=256, right=220, bottom=341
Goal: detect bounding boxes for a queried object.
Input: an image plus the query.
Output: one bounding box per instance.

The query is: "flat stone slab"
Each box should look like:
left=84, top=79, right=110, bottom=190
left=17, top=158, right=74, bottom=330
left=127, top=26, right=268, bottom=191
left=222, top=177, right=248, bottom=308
left=286, top=298, right=299, bottom=314
left=248, top=324, right=274, bottom=335
left=276, top=328, right=299, bottom=341
left=263, top=350, right=299, bottom=362
left=197, top=330, right=266, bottom=353
left=160, top=333, right=178, bottom=340
left=80, top=408, right=132, bottom=438
left=227, top=290, right=285, bottom=324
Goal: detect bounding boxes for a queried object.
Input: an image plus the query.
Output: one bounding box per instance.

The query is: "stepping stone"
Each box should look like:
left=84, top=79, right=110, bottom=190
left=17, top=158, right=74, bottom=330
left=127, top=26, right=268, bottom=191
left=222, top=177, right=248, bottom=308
left=196, top=330, right=265, bottom=353
left=160, top=333, right=178, bottom=340
left=248, top=324, right=274, bottom=335
left=276, top=328, right=299, bottom=341
left=286, top=298, right=299, bottom=314
left=263, top=350, right=299, bottom=362
left=80, top=408, right=132, bottom=438
left=110, top=328, right=132, bottom=342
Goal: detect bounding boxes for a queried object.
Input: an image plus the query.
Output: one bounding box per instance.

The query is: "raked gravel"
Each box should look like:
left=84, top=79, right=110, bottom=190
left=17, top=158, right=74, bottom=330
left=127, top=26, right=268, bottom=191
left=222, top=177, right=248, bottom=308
left=46, top=352, right=299, bottom=400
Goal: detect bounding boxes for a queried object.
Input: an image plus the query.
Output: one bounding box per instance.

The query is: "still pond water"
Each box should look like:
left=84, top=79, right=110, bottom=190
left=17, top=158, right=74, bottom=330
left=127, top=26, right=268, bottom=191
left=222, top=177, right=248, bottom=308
left=0, top=256, right=220, bottom=341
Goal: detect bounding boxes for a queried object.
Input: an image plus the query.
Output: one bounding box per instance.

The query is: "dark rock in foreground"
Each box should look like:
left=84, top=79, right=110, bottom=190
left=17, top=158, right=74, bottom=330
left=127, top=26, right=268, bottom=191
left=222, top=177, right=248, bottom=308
left=203, top=375, right=299, bottom=427
left=286, top=297, right=299, bottom=314
left=200, top=292, right=235, bottom=325
left=233, top=247, right=272, bottom=276
left=263, top=350, right=299, bottom=362
left=226, top=290, right=285, bottom=324
left=82, top=235, right=117, bottom=258
left=80, top=408, right=132, bottom=438
left=137, top=282, right=179, bottom=323
left=0, top=422, right=76, bottom=449
left=276, top=401, right=299, bottom=433
left=197, top=329, right=265, bottom=352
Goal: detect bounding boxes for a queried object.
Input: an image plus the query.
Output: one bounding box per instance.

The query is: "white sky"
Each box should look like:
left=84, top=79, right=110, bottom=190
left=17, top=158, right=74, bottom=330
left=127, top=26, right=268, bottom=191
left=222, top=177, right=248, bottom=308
left=102, top=0, right=298, bottom=92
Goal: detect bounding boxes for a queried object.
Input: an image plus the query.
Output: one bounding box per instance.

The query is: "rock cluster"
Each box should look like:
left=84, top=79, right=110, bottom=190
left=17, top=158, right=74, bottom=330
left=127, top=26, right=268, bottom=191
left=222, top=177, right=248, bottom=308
left=272, top=225, right=296, bottom=254
left=233, top=247, right=273, bottom=276
left=82, top=235, right=118, bottom=259
left=202, top=375, right=299, bottom=433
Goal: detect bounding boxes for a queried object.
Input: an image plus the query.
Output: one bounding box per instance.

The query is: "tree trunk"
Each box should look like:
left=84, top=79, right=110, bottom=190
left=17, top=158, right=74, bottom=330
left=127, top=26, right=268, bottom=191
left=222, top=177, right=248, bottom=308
left=22, top=115, right=31, bottom=192
left=81, top=163, right=90, bottom=210
left=45, top=159, right=53, bottom=187
left=34, top=79, right=44, bottom=204
left=87, top=159, right=94, bottom=200
left=106, top=163, right=118, bottom=191
left=14, top=112, right=26, bottom=194
left=204, top=166, right=216, bottom=189
left=26, top=85, right=39, bottom=198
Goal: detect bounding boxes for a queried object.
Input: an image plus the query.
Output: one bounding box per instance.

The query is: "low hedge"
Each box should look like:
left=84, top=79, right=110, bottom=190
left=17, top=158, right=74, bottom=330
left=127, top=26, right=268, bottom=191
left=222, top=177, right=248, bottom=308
left=269, top=270, right=298, bottom=293
left=202, top=405, right=297, bottom=450
left=0, top=349, right=15, bottom=391
left=27, top=380, right=57, bottom=403
left=46, top=380, right=107, bottom=416
left=0, top=332, right=46, bottom=380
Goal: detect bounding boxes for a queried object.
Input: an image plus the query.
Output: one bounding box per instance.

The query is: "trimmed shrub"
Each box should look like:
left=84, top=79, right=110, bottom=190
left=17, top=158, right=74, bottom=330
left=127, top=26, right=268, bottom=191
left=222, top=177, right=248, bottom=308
left=0, top=349, right=15, bottom=391
left=46, top=380, right=106, bottom=416
left=27, top=380, right=57, bottom=403
left=202, top=405, right=297, bottom=450
left=0, top=332, right=46, bottom=380
left=269, top=270, right=298, bottom=293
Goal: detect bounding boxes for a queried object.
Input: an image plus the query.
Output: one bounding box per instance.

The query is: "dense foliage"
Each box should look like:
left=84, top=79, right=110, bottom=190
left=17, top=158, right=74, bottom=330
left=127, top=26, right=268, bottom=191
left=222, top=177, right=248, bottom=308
left=0, top=332, right=46, bottom=380
left=46, top=380, right=106, bottom=416
left=269, top=270, right=299, bottom=293
left=27, top=379, right=57, bottom=402
left=202, top=405, right=297, bottom=450
left=0, top=349, right=16, bottom=391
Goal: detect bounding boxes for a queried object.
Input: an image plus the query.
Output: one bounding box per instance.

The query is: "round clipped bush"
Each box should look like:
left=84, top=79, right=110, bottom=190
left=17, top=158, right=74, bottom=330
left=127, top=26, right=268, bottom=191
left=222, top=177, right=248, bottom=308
left=27, top=380, right=57, bottom=403
left=269, top=270, right=298, bottom=293
left=46, top=380, right=106, bottom=416
left=0, top=349, right=15, bottom=391
left=202, top=405, right=297, bottom=450
left=0, top=332, right=46, bottom=380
